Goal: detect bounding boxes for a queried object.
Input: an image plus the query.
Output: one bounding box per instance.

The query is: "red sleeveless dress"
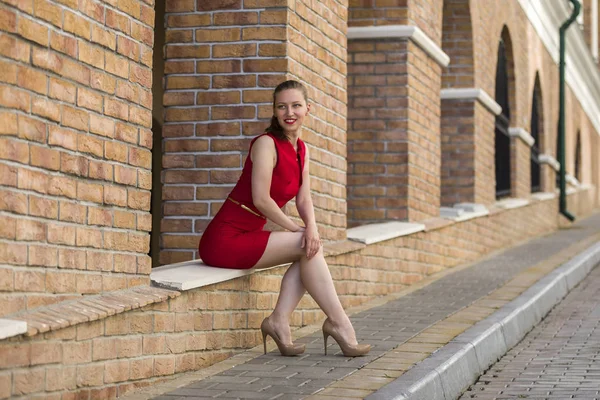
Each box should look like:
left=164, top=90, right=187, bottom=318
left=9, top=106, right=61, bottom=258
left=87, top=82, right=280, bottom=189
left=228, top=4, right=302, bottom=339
left=198, top=133, right=306, bottom=269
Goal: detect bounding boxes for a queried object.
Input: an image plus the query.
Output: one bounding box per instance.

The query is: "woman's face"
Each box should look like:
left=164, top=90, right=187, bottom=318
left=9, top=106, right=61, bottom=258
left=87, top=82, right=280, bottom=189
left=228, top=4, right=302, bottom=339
left=273, top=89, right=310, bottom=134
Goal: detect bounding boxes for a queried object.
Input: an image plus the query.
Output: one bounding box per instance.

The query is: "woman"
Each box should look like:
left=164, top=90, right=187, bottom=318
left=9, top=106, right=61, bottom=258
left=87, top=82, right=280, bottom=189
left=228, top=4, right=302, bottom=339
left=199, top=80, right=370, bottom=357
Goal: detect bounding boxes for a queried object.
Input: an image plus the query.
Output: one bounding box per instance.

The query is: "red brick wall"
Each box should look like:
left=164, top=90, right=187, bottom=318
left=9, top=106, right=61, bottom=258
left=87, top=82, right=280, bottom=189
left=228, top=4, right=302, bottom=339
left=347, top=38, right=441, bottom=225
left=405, top=42, right=442, bottom=220
left=474, top=102, right=497, bottom=204
left=348, top=0, right=443, bottom=47
left=347, top=38, right=409, bottom=225
left=440, top=0, right=473, bottom=89
left=159, top=0, right=348, bottom=265
left=510, top=137, right=531, bottom=198
left=0, top=0, right=155, bottom=316
left=158, top=1, right=289, bottom=265
left=440, top=100, right=476, bottom=206
left=286, top=0, right=348, bottom=241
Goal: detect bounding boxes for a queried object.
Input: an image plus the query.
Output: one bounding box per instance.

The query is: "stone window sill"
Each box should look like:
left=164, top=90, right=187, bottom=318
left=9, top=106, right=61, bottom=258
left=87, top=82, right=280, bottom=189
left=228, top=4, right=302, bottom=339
left=346, top=221, right=426, bottom=245
left=0, top=319, right=27, bottom=340
left=440, top=203, right=490, bottom=222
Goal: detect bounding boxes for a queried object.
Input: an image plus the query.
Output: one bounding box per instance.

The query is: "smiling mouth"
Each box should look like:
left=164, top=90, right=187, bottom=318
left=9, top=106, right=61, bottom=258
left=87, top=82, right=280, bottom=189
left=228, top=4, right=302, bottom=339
left=284, top=119, right=296, bottom=124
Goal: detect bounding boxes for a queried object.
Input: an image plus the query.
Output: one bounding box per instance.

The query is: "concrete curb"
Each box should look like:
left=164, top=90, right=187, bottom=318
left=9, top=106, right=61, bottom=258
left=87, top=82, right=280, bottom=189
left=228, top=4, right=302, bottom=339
left=366, top=242, right=600, bottom=400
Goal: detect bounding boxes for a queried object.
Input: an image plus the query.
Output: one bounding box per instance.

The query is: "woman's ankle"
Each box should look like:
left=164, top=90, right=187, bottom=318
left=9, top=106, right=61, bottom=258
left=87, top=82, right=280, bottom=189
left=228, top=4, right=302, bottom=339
left=268, top=312, right=290, bottom=326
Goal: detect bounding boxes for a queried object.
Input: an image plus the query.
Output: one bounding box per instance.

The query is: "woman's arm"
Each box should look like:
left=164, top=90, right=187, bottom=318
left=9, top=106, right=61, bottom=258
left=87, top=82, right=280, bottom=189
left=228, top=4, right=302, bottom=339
left=295, top=146, right=321, bottom=258
left=251, top=136, right=303, bottom=232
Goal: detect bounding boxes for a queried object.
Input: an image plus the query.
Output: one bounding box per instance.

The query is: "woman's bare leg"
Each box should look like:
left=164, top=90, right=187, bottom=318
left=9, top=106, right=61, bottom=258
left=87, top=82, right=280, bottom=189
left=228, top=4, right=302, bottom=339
left=269, top=262, right=305, bottom=344
left=253, top=232, right=358, bottom=345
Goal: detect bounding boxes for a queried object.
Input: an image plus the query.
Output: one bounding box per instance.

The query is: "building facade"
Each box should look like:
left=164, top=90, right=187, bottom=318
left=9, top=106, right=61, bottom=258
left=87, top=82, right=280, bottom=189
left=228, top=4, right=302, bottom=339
left=0, top=0, right=599, bottom=398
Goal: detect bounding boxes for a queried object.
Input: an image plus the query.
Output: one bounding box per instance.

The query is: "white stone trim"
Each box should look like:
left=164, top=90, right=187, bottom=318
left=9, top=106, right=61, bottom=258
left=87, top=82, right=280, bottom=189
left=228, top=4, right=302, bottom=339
left=347, top=25, right=450, bottom=67
left=453, top=203, right=489, bottom=213
left=495, top=198, right=531, bottom=209
left=508, top=127, right=535, bottom=147
left=440, top=88, right=503, bottom=116
left=518, top=0, right=600, bottom=136
left=531, top=192, right=557, bottom=201
left=151, top=261, right=287, bottom=291
left=538, top=153, right=561, bottom=171
left=347, top=221, right=425, bottom=245
left=440, top=207, right=464, bottom=219
left=441, top=204, right=489, bottom=222
left=566, top=173, right=581, bottom=186
left=0, top=319, right=27, bottom=340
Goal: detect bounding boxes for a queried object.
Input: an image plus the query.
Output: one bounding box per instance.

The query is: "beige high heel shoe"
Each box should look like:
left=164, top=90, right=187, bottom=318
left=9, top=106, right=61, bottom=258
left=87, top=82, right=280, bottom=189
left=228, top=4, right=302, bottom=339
left=260, top=317, right=305, bottom=356
left=322, top=318, right=371, bottom=357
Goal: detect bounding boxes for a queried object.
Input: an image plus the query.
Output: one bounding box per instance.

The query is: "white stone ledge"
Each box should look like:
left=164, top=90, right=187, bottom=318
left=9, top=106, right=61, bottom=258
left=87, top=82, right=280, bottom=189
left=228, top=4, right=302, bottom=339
left=531, top=192, right=557, bottom=201
left=347, top=25, right=450, bottom=67
left=0, top=319, right=27, bottom=340
left=347, top=221, right=425, bottom=245
left=508, top=127, right=535, bottom=147
left=538, top=154, right=560, bottom=171
left=495, top=198, right=531, bottom=209
left=440, top=88, right=502, bottom=116
left=150, top=261, right=286, bottom=291
left=440, top=203, right=490, bottom=222
left=566, top=174, right=580, bottom=187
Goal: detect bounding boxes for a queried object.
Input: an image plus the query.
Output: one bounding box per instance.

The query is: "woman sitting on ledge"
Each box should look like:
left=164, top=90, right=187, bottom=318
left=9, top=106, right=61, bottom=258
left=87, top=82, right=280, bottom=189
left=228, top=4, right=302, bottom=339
left=198, top=80, right=370, bottom=357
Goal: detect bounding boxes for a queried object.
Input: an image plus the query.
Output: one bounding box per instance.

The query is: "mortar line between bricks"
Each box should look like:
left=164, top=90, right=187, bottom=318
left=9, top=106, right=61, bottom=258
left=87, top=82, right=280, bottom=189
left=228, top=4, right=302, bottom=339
left=119, top=212, right=600, bottom=400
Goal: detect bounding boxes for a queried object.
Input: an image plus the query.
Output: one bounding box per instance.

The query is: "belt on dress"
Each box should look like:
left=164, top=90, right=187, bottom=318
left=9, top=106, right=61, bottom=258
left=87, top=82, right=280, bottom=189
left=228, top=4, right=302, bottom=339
left=227, top=197, right=266, bottom=219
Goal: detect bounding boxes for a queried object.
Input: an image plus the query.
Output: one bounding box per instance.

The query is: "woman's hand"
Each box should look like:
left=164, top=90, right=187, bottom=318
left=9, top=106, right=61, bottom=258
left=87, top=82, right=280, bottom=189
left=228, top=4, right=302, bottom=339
left=300, top=224, right=321, bottom=259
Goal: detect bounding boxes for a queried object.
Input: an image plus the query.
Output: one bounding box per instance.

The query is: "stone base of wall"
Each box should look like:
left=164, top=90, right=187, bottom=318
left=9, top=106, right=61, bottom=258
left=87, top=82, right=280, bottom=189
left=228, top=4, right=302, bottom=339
left=0, top=188, right=597, bottom=400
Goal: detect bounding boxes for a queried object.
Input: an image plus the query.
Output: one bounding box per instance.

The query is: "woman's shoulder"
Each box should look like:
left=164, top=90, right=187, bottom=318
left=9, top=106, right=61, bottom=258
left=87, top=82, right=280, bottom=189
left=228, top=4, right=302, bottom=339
left=251, top=133, right=276, bottom=152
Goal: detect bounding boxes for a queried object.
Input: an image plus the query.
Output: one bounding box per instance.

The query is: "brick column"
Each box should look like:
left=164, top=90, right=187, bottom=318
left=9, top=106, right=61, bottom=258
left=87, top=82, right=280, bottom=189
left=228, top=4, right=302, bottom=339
left=509, top=128, right=535, bottom=198
left=0, top=0, right=155, bottom=315
left=160, top=0, right=348, bottom=264
left=439, top=0, right=490, bottom=206
left=439, top=92, right=500, bottom=206
left=347, top=32, right=445, bottom=226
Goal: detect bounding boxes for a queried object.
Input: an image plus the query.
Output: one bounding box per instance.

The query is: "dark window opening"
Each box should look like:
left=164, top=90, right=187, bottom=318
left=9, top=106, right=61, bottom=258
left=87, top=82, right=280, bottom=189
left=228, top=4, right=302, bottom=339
left=150, top=0, right=166, bottom=268
left=575, top=132, right=582, bottom=182
left=530, top=88, right=541, bottom=192
left=495, top=38, right=511, bottom=199
left=556, top=121, right=560, bottom=186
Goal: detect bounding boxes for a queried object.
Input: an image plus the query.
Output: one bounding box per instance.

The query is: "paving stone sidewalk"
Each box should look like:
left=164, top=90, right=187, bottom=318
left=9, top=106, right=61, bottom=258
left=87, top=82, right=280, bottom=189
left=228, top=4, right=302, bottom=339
left=144, top=213, right=600, bottom=400
left=460, top=250, right=600, bottom=400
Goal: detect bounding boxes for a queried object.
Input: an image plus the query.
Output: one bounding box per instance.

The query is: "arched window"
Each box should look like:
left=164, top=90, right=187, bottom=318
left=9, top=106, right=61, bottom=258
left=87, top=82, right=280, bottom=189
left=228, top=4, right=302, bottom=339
left=530, top=78, right=542, bottom=192
left=495, top=38, right=511, bottom=198
left=575, top=131, right=582, bottom=182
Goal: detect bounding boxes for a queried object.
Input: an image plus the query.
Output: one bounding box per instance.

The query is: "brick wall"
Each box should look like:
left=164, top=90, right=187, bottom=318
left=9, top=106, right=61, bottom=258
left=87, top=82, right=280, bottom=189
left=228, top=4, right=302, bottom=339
left=510, top=138, right=531, bottom=198
left=158, top=0, right=287, bottom=265
left=159, top=0, right=348, bottom=265
left=440, top=0, right=473, bottom=89
left=348, top=0, right=443, bottom=47
left=440, top=100, right=475, bottom=206
left=0, top=0, right=155, bottom=316
left=285, top=0, right=348, bottom=241
left=439, top=0, right=477, bottom=205
left=347, top=38, right=409, bottom=224
left=474, top=102, right=497, bottom=204
left=347, top=38, right=442, bottom=225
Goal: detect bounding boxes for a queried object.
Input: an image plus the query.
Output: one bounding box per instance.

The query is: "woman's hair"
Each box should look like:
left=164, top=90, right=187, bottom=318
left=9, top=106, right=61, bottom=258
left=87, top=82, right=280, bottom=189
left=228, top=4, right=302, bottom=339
left=265, top=80, right=309, bottom=139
